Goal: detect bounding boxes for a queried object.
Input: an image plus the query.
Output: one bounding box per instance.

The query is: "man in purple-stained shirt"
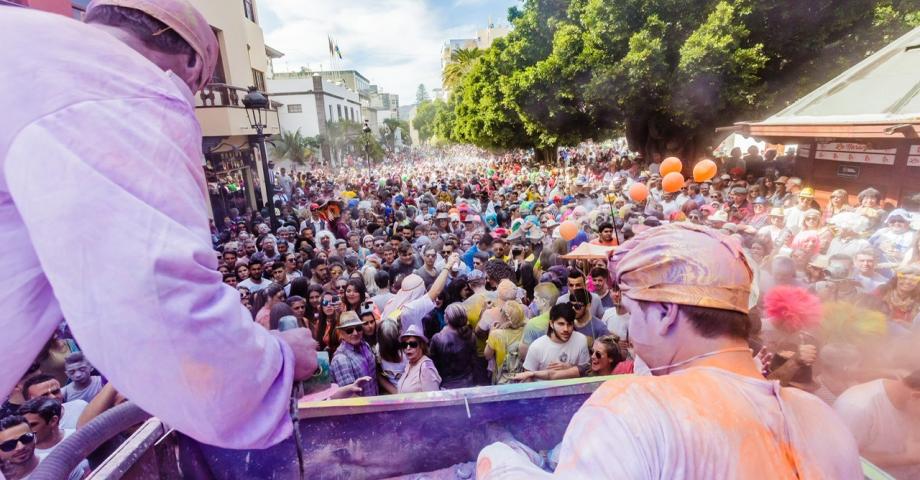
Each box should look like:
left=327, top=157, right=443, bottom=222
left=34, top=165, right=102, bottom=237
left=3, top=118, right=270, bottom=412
left=0, top=0, right=316, bottom=452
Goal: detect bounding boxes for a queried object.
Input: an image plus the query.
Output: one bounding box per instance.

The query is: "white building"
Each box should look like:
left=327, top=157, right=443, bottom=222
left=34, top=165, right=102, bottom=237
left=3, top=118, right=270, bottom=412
left=268, top=74, right=362, bottom=165
left=269, top=75, right=361, bottom=136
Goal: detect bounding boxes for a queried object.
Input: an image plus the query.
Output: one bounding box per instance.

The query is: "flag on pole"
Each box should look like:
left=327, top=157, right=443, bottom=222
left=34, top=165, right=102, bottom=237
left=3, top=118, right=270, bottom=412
left=328, top=35, right=334, bottom=56
left=335, top=44, right=343, bottom=59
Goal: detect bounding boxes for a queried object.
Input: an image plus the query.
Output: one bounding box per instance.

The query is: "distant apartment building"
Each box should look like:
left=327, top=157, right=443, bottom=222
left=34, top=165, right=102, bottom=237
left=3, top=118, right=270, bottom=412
left=440, top=22, right=510, bottom=93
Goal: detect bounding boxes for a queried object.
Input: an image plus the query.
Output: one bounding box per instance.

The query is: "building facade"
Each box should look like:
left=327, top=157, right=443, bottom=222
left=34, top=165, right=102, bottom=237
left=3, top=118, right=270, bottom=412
left=187, top=0, right=282, bottom=227
left=268, top=74, right=363, bottom=166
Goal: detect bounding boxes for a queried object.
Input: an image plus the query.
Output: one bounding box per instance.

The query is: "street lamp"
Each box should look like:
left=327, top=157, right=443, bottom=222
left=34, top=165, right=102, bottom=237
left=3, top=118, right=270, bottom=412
left=362, top=119, right=372, bottom=173
left=242, top=86, right=277, bottom=229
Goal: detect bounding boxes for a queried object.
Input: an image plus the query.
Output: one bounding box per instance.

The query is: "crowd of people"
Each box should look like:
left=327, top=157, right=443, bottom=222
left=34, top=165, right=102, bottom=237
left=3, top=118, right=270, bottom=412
left=4, top=142, right=920, bottom=478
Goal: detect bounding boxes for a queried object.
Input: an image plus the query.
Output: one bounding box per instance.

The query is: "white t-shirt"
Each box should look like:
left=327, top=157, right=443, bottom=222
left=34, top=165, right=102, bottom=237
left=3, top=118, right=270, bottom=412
left=834, top=380, right=920, bottom=479
left=238, top=277, right=268, bottom=293
left=602, top=308, right=630, bottom=338
left=523, top=332, right=590, bottom=372
left=35, top=429, right=91, bottom=480
left=60, top=399, right=87, bottom=430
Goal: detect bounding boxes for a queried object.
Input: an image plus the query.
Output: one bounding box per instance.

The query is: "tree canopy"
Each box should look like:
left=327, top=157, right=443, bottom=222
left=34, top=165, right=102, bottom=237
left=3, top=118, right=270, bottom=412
left=437, top=0, right=920, bottom=158
left=416, top=84, right=430, bottom=104
left=270, top=129, right=317, bottom=165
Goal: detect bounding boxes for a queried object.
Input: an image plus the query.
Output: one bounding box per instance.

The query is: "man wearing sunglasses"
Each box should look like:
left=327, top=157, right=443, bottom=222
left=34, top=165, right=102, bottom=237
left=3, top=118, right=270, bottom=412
left=0, top=415, right=38, bottom=479
left=329, top=312, right=377, bottom=397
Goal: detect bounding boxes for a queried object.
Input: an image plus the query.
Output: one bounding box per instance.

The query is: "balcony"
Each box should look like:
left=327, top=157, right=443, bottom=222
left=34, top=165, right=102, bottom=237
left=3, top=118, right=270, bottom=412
left=195, top=83, right=281, bottom=138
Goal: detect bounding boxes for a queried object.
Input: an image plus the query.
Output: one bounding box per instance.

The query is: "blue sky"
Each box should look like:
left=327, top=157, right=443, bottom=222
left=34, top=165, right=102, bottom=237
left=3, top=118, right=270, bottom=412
left=260, top=0, right=519, bottom=104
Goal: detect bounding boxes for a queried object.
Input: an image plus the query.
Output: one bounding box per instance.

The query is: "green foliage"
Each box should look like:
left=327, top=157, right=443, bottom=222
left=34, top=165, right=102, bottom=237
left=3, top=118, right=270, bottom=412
left=270, top=129, right=315, bottom=165
left=442, top=0, right=919, bottom=157
left=441, top=48, right=483, bottom=91
left=413, top=99, right=447, bottom=144
left=382, top=118, right=412, bottom=146
left=356, top=131, right=385, bottom=162
left=415, top=84, right=430, bottom=104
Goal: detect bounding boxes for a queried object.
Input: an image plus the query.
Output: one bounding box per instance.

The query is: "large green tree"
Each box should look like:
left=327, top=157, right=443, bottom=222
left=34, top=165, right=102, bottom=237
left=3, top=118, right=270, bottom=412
left=444, top=0, right=920, bottom=159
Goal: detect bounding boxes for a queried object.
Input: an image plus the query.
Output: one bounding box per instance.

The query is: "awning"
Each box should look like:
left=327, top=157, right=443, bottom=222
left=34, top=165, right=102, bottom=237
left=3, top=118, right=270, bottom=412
left=728, top=26, right=920, bottom=142
left=561, top=242, right=617, bottom=260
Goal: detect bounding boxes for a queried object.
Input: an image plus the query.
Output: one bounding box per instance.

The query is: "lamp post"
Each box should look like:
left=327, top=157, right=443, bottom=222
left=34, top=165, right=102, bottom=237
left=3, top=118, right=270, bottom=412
left=362, top=119, right=372, bottom=174
left=242, top=86, right=277, bottom=229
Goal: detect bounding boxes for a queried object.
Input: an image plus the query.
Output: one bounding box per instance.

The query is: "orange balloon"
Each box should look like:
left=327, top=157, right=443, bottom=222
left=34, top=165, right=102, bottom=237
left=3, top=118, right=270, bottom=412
left=628, top=183, right=649, bottom=203
left=559, top=221, right=579, bottom=241
left=693, top=159, right=718, bottom=183
left=660, top=157, right=683, bottom=176
left=662, top=172, right=685, bottom=193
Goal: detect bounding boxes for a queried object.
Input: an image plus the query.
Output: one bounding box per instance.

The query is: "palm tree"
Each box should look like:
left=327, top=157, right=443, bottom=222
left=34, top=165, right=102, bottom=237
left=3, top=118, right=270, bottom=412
left=442, top=47, right=482, bottom=91
left=270, top=129, right=312, bottom=165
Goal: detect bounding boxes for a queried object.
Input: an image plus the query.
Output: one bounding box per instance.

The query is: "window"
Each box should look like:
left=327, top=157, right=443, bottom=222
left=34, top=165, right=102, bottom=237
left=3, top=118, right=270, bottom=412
left=337, top=105, right=342, bottom=121
left=252, top=69, right=265, bottom=92
left=243, top=0, right=256, bottom=22
left=287, top=104, right=302, bottom=114
left=210, top=28, right=226, bottom=84
left=329, top=105, right=334, bottom=120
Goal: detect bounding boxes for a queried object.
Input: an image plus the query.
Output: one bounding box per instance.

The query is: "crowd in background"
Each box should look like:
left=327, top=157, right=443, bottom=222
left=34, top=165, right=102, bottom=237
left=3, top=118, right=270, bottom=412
left=3, top=143, right=920, bottom=479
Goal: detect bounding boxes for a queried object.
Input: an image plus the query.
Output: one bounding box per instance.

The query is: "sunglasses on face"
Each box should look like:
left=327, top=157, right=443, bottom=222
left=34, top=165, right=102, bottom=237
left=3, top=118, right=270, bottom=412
left=322, top=297, right=341, bottom=306
left=592, top=350, right=605, bottom=360
left=340, top=326, right=361, bottom=335
left=400, top=340, right=420, bottom=349
left=0, top=432, right=35, bottom=452
left=571, top=302, right=586, bottom=309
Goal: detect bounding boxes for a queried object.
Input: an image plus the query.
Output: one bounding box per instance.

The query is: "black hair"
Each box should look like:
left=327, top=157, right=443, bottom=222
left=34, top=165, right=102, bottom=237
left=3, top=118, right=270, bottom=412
left=222, top=273, right=239, bottom=282
left=0, top=415, right=28, bottom=432
left=248, top=259, right=264, bottom=268
left=374, top=270, right=390, bottom=289
left=343, top=278, right=367, bottom=311
left=85, top=5, right=197, bottom=68
left=597, top=222, right=614, bottom=232
left=22, top=374, right=56, bottom=400
left=64, top=351, right=86, bottom=366
left=567, top=269, right=585, bottom=281
left=639, top=301, right=751, bottom=340
left=548, top=303, right=576, bottom=336
left=18, top=397, right=62, bottom=423
left=589, top=267, right=609, bottom=279
left=249, top=283, right=285, bottom=318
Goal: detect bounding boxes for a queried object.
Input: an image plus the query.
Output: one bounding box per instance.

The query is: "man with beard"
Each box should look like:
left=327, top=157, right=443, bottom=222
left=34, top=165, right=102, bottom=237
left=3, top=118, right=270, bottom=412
left=518, top=304, right=589, bottom=380
left=478, top=223, right=861, bottom=479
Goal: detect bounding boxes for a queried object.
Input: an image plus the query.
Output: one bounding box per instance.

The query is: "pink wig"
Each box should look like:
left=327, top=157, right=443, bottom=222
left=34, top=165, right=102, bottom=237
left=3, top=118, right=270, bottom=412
left=764, top=286, right=823, bottom=333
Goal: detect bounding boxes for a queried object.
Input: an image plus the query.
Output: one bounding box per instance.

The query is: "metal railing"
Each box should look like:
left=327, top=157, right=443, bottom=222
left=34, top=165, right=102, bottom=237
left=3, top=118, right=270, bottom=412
left=198, top=83, right=279, bottom=110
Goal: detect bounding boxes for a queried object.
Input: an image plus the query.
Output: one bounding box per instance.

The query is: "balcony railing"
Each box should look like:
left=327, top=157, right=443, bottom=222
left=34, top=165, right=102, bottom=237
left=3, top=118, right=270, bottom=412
left=198, top=83, right=280, bottom=110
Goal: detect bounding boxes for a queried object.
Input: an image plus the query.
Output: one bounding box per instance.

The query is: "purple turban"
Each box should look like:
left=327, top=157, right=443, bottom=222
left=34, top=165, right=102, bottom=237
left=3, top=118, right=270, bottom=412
left=87, top=0, right=218, bottom=92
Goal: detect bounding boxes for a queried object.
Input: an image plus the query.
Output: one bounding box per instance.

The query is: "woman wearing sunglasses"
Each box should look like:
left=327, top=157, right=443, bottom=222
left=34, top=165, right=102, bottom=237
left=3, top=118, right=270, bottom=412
left=318, top=291, right=344, bottom=353
left=396, top=325, right=441, bottom=394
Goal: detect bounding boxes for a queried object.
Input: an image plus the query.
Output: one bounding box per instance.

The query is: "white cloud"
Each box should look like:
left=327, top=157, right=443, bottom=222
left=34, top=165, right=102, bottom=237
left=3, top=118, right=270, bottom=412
left=261, top=0, right=476, bottom=103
